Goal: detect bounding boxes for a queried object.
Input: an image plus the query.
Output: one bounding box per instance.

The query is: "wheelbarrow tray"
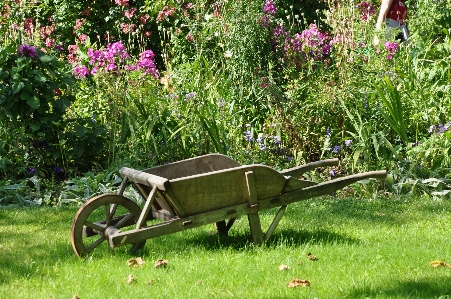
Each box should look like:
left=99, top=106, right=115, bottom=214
left=71, top=154, right=386, bottom=256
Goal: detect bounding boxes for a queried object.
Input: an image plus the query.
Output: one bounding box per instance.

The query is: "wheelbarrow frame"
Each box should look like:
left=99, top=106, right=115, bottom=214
left=71, top=154, right=386, bottom=257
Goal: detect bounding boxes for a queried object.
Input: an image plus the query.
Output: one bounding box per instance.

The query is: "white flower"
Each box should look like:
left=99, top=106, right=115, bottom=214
left=204, top=14, right=212, bottom=21
left=224, top=50, right=232, bottom=58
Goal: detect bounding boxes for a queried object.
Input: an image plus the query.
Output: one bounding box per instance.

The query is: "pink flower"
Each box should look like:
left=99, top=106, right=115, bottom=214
left=123, top=8, right=137, bottom=19
left=115, top=0, right=129, bottom=6
left=45, top=37, right=53, bottom=47
left=68, top=44, right=78, bottom=54
left=138, top=14, right=150, bottom=24
left=78, top=34, right=88, bottom=44
left=156, top=6, right=176, bottom=21
left=67, top=54, right=78, bottom=64
left=73, top=18, right=86, bottom=33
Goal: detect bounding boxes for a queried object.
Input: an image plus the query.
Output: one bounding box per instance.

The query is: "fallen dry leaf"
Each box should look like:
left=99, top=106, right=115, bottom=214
left=287, top=278, right=310, bottom=288
left=307, top=252, right=318, bottom=261
left=127, top=257, right=145, bottom=268
left=154, top=259, right=169, bottom=268
left=430, top=260, right=451, bottom=268
left=72, top=296, right=80, bottom=299
left=296, top=261, right=302, bottom=265
left=197, top=280, right=203, bottom=285
left=279, top=264, right=290, bottom=271
left=127, top=274, right=135, bottom=284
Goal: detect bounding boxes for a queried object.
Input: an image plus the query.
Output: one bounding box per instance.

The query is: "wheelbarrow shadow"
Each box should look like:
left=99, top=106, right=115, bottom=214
left=181, top=227, right=361, bottom=251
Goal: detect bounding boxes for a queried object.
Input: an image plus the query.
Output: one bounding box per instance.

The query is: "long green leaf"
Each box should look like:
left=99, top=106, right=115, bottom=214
left=375, top=78, right=408, bottom=143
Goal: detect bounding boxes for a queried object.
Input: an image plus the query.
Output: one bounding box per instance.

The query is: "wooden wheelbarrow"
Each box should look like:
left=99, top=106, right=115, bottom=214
left=71, top=154, right=387, bottom=257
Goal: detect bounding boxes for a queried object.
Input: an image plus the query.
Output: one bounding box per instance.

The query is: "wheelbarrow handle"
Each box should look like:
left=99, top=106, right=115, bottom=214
left=280, top=158, right=339, bottom=177
left=119, top=167, right=171, bottom=191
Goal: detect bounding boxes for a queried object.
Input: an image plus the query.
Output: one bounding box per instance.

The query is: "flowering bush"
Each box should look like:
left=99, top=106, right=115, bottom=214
left=0, top=40, right=75, bottom=177
left=73, top=41, right=158, bottom=79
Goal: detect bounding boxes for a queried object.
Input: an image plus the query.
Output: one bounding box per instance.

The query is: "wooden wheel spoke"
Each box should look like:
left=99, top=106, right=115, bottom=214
left=84, top=220, right=105, bottom=233
left=109, top=203, right=118, bottom=218
left=114, top=213, right=134, bottom=229
left=71, top=194, right=146, bottom=257
left=86, top=236, right=106, bottom=253
left=104, top=204, right=111, bottom=226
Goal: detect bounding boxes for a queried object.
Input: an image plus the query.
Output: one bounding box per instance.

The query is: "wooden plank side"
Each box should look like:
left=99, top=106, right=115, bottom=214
left=168, top=165, right=287, bottom=216
left=142, top=154, right=241, bottom=180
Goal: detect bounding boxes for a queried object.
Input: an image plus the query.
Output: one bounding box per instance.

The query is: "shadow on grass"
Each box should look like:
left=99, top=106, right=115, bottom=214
left=0, top=207, right=76, bottom=284
left=347, top=275, right=451, bottom=298
left=181, top=227, right=360, bottom=251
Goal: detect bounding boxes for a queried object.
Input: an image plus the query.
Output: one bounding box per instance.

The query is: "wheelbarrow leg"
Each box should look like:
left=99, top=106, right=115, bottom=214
left=245, top=171, right=263, bottom=245
left=215, top=218, right=236, bottom=236
left=264, top=205, right=287, bottom=241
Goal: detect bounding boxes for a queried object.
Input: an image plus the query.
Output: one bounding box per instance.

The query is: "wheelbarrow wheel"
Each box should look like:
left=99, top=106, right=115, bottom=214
left=71, top=194, right=146, bottom=257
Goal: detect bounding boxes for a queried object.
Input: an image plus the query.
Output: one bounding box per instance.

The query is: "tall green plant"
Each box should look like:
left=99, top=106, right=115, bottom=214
left=374, top=77, right=409, bottom=143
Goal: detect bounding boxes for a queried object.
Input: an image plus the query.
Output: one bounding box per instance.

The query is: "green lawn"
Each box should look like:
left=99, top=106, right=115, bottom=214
left=1, top=196, right=450, bottom=298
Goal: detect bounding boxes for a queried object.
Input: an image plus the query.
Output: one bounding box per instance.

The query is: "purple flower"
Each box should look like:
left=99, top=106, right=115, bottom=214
left=329, top=169, right=336, bottom=177
left=124, top=64, right=136, bottom=71
left=412, top=141, right=420, bottom=147
left=106, top=63, right=117, bottom=71
left=273, top=25, right=288, bottom=38
left=17, top=44, right=38, bottom=59
left=54, top=44, right=64, bottom=51
left=438, top=123, right=450, bottom=133
left=428, top=125, right=436, bottom=133
left=73, top=65, right=90, bottom=78
left=260, top=143, right=266, bottom=151
left=384, top=41, right=399, bottom=60
left=245, top=130, right=253, bottom=142
left=357, top=1, right=375, bottom=21
left=326, top=127, right=331, bottom=137
left=273, top=136, right=281, bottom=146
left=263, top=0, right=276, bottom=15
left=333, top=145, right=341, bottom=153
left=184, top=92, right=197, bottom=100
left=286, top=156, right=293, bottom=162
left=140, top=50, right=155, bottom=60
left=54, top=166, right=62, bottom=173
left=345, top=139, right=352, bottom=146
left=26, top=167, right=36, bottom=174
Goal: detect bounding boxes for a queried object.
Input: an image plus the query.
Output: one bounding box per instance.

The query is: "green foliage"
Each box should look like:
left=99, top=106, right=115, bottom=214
left=1, top=0, right=451, bottom=204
